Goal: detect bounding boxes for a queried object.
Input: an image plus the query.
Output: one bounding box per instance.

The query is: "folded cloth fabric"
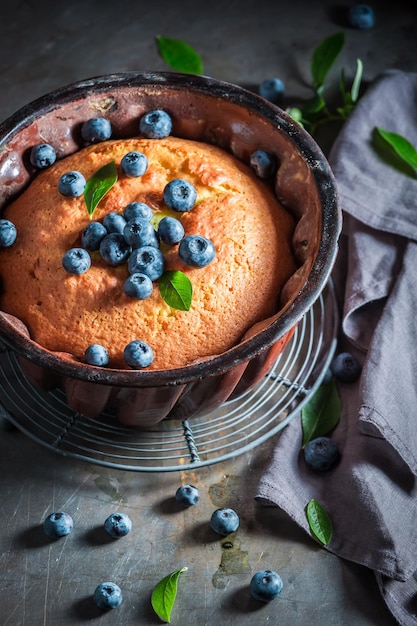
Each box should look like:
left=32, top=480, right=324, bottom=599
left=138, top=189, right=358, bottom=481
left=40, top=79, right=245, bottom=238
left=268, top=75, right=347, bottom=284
left=256, top=69, right=417, bottom=626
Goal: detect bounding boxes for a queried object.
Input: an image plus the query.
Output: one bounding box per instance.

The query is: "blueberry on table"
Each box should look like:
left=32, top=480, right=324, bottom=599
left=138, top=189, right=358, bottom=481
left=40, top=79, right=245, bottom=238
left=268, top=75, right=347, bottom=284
left=62, top=247, right=91, bottom=274
left=0, top=219, right=17, bottom=247
left=304, top=436, right=341, bottom=472
left=139, top=109, right=172, bottom=139
left=250, top=569, right=283, bottom=602
left=250, top=150, right=276, bottom=179
left=29, top=143, right=56, bottom=169
left=103, top=211, right=127, bottom=235
left=93, top=582, right=123, bottom=610
left=163, top=179, right=197, bottom=212
left=43, top=512, right=74, bottom=538
left=124, top=272, right=153, bottom=299
left=81, top=221, right=108, bottom=251
left=128, top=246, right=165, bottom=281
left=104, top=512, right=132, bottom=538
left=179, top=235, right=215, bottom=268
left=124, top=340, right=154, bottom=369
left=158, top=216, right=185, bottom=245
left=84, top=344, right=110, bottom=367
left=330, top=351, right=362, bottom=383
left=99, top=233, right=131, bottom=266
left=58, top=170, right=86, bottom=197
left=81, top=117, right=112, bottom=144
left=348, top=4, right=375, bottom=29
left=123, top=201, right=153, bottom=222
left=258, top=77, right=285, bottom=103
left=121, top=151, right=148, bottom=177
left=123, top=218, right=156, bottom=248
left=175, top=484, right=200, bottom=506
left=210, top=508, right=240, bottom=535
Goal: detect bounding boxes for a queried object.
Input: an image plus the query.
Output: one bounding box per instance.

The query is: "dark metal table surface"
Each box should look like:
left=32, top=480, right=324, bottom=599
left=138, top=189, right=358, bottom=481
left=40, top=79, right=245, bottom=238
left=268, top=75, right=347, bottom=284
left=0, top=1, right=415, bottom=624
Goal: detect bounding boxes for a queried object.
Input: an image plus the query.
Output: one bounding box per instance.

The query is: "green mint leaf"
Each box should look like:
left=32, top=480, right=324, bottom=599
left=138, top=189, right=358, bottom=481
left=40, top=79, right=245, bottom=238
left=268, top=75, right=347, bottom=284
left=155, top=36, right=203, bottom=74
left=306, top=499, right=332, bottom=545
left=84, top=160, right=118, bottom=216
left=311, top=32, right=345, bottom=89
left=159, top=270, right=192, bottom=311
left=301, top=379, right=341, bottom=447
left=151, top=566, right=188, bottom=623
left=374, top=127, right=417, bottom=171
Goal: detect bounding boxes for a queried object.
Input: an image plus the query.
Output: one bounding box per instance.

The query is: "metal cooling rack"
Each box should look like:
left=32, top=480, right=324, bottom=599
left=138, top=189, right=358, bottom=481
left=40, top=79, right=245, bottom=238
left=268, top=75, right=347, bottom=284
left=0, top=280, right=338, bottom=472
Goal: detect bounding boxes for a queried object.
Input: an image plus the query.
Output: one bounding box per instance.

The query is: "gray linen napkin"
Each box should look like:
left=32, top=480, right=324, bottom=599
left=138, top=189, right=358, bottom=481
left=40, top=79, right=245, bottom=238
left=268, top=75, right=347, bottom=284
left=256, top=70, right=417, bottom=626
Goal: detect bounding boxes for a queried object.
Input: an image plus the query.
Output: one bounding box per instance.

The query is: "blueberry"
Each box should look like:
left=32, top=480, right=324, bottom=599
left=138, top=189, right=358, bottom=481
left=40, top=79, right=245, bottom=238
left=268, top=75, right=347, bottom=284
left=304, top=436, right=341, bottom=472
left=179, top=235, right=215, bottom=268
left=163, top=179, right=197, bottom=212
left=175, top=484, right=200, bottom=507
left=123, top=340, right=154, bottom=369
left=62, top=248, right=91, bottom=274
left=123, top=201, right=153, bottom=222
left=259, top=77, right=285, bottom=103
left=250, top=570, right=283, bottom=602
left=93, top=582, right=123, bottom=610
left=100, top=233, right=131, bottom=266
left=81, top=221, right=108, bottom=251
left=124, top=272, right=153, bottom=299
left=348, top=4, right=375, bottom=29
left=0, top=219, right=17, bottom=247
left=58, top=171, right=86, bottom=197
left=29, top=143, right=57, bottom=169
left=128, top=246, right=165, bottom=281
left=158, top=216, right=184, bottom=245
left=330, top=351, right=362, bottom=383
left=139, top=109, right=172, bottom=139
left=43, top=511, right=74, bottom=538
left=104, top=512, right=132, bottom=538
left=250, top=150, right=276, bottom=179
left=84, top=344, right=109, bottom=366
left=123, top=218, right=156, bottom=248
left=120, top=151, right=148, bottom=177
left=81, top=117, right=112, bottom=144
left=103, top=212, right=127, bottom=234
left=210, top=508, right=240, bottom=536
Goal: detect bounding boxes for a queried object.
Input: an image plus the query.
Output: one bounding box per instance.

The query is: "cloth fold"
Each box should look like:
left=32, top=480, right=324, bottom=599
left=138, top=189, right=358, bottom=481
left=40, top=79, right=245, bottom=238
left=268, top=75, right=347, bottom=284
left=256, top=69, right=417, bottom=626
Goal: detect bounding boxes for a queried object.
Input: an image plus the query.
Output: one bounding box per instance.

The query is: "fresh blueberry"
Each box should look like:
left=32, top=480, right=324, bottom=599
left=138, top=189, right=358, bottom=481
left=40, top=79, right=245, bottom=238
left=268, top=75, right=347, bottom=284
left=139, top=109, right=172, bottom=139
left=348, top=4, right=375, bottom=29
left=123, top=340, right=154, bottom=369
left=62, top=248, right=91, bottom=274
left=0, top=219, right=17, bottom=247
left=330, top=351, right=362, bottom=383
left=250, top=570, right=283, bottom=602
left=304, top=436, right=341, bottom=472
left=104, top=512, right=132, bottom=538
left=84, top=344, right=109, bottom=367
left=43, top=512, right=74, bottom=538
left=259, top=77, right=285, bottom=103
left=163, top=179, right=197, bottom=212
left=58, top=171, right=86, bottom=197
left=120, top=151, right=148, bottom=177
left=103, top=212, right=127, bottom=234
left=93, top=582, right=123, bottom=610
left=123, top=201, right=153, bottom=222
left=123, top=218, right=156, bottom=248
left=81, top=221, right=108, bottom=251
left=81, top=117, right=112, bottom=144
left=250, top=150, right=276, bottom=179
left=179, top=235, right=215, bottom=268
left=210, top=508, right=240, bottom=536
left=175, top=484, right=200, bottom=507
left=124, top=272, right=153, bottom=299
left=128, top=246, right=165, bottom=281
left=100, top=233, right=131, bottom=266
left=29, top=143, right=57, bottom=169
left=158, top=216, right=185, bottom=245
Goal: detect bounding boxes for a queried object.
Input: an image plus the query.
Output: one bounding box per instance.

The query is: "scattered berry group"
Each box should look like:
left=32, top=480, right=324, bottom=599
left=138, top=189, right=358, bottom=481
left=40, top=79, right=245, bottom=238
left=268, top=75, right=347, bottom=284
left=0, top=219, right=17, bottom=248
left=258, top=77, right=285, bottom=103
left=84, top=344, right=110, bottom=366
left=330, top=351, right=362, bottom=382
left=175, top=484, right=200, bottom=507
left=123, top=339, right=154, bottom=369
left=58, top=170, right=86, bottom=197
left=30, top=143, right=57, bottom=169
left=62, top=247, right=91, bottom=275
left=348, top=3, right=375, bottom=29
left=139, top=109, right=173, bottom=139
left=179, top=235, right=216, bottom=268
left=210, top=508, right=240, bottom=536
left=250, top=149, right=276, bottom=179
left=81, top=117, right=112, bottom=144
left=104, top=512, right=132, bottom=538
left=250, top=569, right=283, bottom=602
left=303, top=436, right=341, bottom=472
left=43, top=512, right=74, bottom=538
left=93, top=582, right=123, bottom=610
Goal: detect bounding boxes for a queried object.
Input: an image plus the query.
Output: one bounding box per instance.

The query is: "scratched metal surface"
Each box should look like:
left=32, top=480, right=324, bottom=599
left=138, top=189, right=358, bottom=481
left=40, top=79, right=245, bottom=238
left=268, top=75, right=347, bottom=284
left=0, top=1, right=415, bottom=624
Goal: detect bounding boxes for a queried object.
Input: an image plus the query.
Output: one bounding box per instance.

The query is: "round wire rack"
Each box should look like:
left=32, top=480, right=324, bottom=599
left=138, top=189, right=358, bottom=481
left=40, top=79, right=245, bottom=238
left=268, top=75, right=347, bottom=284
left=0, top=280, right=338, bottom=472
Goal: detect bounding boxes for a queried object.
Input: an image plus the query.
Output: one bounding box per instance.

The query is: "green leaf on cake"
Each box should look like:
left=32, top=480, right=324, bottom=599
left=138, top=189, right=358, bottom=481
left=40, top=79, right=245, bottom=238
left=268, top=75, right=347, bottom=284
left=151, top=566, right=188, bottom=623
left=301, top=378, right=341, bottom=447
left=155, top=36, right=204, bottom=74
left=159, top=270, right=192, bottom=311
left=84, top=160, right=118, bottom=216
left=306, top=499, right=333, bottom=545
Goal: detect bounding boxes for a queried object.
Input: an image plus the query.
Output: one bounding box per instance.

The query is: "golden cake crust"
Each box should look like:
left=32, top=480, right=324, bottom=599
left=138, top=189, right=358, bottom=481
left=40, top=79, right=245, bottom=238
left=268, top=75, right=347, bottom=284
left=0, top=136, right=297, bottom=370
